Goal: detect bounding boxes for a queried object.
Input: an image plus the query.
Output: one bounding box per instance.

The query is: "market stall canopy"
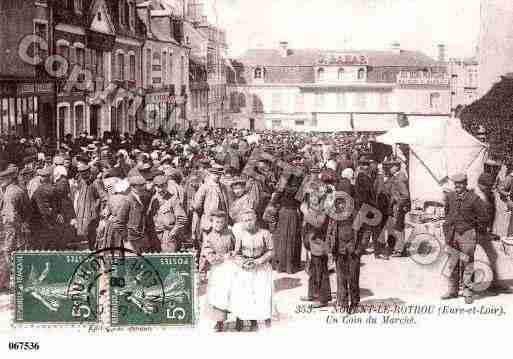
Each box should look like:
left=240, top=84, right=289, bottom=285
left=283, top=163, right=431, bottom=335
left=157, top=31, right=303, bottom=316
left=376, top=118, right=488, bottom=202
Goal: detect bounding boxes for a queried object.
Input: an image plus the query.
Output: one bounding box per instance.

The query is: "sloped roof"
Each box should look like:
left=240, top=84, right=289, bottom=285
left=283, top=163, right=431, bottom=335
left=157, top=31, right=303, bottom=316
left=237, top=48, right=439, bottom=68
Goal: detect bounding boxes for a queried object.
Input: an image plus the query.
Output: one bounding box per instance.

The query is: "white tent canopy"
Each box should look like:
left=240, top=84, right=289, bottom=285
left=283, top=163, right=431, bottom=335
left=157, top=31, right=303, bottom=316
left=376, top=118, right=488, bottom=203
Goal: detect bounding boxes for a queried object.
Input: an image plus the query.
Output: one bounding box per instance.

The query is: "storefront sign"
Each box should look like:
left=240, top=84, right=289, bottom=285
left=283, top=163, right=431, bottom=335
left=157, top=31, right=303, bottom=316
left=146, top=93, right=186, bottom=105
left=17, top=83, right=54, bottom=96
left=146, top=92, right=175, bottom=104
left=318, top=52, right=369, bottom=66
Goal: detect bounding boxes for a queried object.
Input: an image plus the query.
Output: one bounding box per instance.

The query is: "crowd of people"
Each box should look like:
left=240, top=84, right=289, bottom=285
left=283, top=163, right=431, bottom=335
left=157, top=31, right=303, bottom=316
left=0, top=125, right=511, bottom=331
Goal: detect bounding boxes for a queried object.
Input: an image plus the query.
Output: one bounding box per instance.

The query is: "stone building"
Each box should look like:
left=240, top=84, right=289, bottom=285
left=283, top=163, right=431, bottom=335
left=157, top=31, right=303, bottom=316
left=226, top=42, right=450, bottom=132
left=137, top=0, right=189, bottom=133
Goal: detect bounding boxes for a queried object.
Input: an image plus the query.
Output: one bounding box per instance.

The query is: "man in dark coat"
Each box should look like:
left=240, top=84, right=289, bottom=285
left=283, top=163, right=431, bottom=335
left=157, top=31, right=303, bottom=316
left=31, top=167, right=63, bottom=250
left=442, top=173, right=489, bottom=304
left=0, top=165, right=32, bottom=291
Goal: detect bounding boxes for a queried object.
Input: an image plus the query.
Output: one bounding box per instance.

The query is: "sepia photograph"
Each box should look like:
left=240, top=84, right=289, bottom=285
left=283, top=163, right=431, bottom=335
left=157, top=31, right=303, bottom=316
left=0, top=0, right=512, bottom=356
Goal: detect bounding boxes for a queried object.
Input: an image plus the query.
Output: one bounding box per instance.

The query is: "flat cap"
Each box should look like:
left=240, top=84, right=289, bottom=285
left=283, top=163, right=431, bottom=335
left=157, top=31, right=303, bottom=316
left=230, top=177, right=246, bottom=187
left=153, top=175, right=168, bottom=186
left=209, top=164, right=224, bottom=175
left=53, top=156, right=65, bottom=165
left=310, top=166, right=321, bottom=174
left=128, top=175, right=146, bottom=185
left=210, top=209, right=227, bottom=218
left=77, top=163, right=90, bottom=172
left=140, top=163, right=152, bottom=171
left=451, top=173, right=468, bottom=183
left=37, top=167, right=52, bottom=177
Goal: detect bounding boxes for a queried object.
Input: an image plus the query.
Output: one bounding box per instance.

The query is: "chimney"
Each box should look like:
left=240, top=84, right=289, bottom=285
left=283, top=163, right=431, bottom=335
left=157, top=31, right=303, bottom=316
left=438, top=44, right=446, bottom=63
left=391, top=41, right=401, bottom=55
left=279, top=41, right=289, bottom=57
left=280, top=41, right=289, bottom=57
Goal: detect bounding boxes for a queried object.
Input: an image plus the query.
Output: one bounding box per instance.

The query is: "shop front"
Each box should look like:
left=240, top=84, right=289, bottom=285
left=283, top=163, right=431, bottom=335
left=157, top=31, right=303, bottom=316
left=0, top=80, right=55, bottom=138
left=144, top=90, right=185, bottom=132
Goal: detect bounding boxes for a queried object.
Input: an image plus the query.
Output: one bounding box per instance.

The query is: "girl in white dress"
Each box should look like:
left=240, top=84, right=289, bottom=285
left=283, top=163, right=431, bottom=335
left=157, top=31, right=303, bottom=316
left=201, top=210, right=236, bottom=332
left=230, top=209, right=274, bottom=331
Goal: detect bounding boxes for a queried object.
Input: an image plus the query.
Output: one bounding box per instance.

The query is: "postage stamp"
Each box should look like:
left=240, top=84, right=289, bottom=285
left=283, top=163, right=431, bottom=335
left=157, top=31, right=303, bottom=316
left=12, top=252, right=100, bottom=325
left=109, top=253, right=196, bottom=327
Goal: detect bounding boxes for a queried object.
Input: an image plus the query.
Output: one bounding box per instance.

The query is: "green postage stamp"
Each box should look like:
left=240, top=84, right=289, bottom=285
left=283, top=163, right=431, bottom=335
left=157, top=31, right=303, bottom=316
left=109, top=253, right=196, bottom=327
left=12, top=251, right=196, bottom=327
left=13, top=252, right=100, bottom=325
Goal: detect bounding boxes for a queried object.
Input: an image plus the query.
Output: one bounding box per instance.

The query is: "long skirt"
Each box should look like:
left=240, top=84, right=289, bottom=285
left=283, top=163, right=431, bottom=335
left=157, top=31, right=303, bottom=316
left=229, top=263, right=273, bottom=321
left=273, top=207, right=302, bottom=274
left=207, top=260, right=236, bottom=321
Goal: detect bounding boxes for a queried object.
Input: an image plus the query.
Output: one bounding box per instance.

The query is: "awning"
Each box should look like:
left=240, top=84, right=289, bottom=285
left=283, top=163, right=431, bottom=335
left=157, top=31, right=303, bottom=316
left=352, top=114, right=400, bottom=132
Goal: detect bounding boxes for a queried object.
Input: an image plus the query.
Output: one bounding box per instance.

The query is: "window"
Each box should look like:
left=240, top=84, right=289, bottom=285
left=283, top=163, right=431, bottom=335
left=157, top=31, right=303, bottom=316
left=152, top=52, right=161, bottom=72
left=317, top=68, right=325, bottom=81
left=239, top=93, right=246, bottom=108
left=169, top=52, right=173, bottom=79
left=253, top=94, right=264, bottom=113
left=181, top=56, right=185, bottom=86
left=146, top=49, right=151, bottom=86
left=295, top=93, right=305, bottom=113
left=162, top=51, right=167, bottom=83
left=97, top=11, right=102, bottom=21
left=357, top=68, right=365, bottom=80
left=75, top=104, right=84, bottom=136
left=76, top=47, right=85, bottom=67
left=153, top=77, right=161, bottom=84
left=357, top=92, right=367, bottom=109
left=96, top=50, right=103, bottom=75
left=58, top=44, right=70, bottom=60
left=271, top=92, right=282, bottom=112
left=117, top=53, right=125, bottom=80
left=230, top=93, right=239, bottom=112
left=315, top=92, right=325, bottom=110
left=254, top=67, right=263, bottom=79
left=429, top=92, right=440, bottom=108
left=129, top=54, right=136, bottom=81
left=336, top=92, right=346, bottom=110
left=338, top=68, right=345, bottom=81
left=295, top=120, right=305, bottom=126
left=128, top=1, right=135, bottom=30
left=272, top=120, right=282, bottom=128
left=125, top=1, right=130, bottom=27
left=34, top=22, right=48, bottom=59
left=119, top=0, right=126, bottom=25
left=379, top=92, right=389, bottom=110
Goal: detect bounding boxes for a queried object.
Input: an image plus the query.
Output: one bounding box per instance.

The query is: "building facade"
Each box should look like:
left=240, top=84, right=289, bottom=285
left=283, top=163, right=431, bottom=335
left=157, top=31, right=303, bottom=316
left=0, top=0, right=55, bottom=138
left=50, top=0, right=146, bottom=139
left=227, top=42, right=450, bottom=132
left=448, top=57, right=479, bottom=115
left=137, top=1, right=189, bottom=133
left=478, top=0, right=513, bottom=97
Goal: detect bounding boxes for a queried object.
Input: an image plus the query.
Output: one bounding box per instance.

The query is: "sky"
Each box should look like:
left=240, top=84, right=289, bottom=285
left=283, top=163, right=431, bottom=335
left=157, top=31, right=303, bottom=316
left=196, top=0, right=482, bottom=60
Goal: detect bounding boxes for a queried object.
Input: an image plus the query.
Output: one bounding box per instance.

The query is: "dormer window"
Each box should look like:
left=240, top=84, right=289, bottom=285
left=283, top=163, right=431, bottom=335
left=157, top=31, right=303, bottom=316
left=357, top=68, right=365, bottom=80
left=338, top=68, right=344, bottom=81
left=317, top=68, right=325, bottom=81
left=254, top=67, right=263, bottom=79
